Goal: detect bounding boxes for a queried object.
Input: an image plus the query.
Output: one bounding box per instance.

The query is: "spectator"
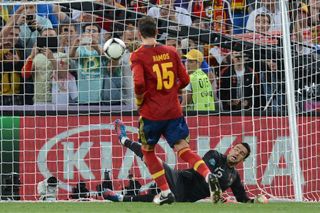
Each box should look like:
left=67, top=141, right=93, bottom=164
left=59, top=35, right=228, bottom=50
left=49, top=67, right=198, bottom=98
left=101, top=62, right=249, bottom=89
left=181, top=49, right=215, bottom=111
left=70, top=182, right=90, bottom=200
left=0, top=49, right=24, bottom=105
left=165, top=36, right=181, bottom=53
left=187, top=0, right=205, bottom=17
left=246, top=0, right=282, bottom=32
left=175, top=0, right=190, bottom=11
left=102, top=59, right=123, bottom=105
left=127, top=0, right=148, bottom=13
left=180, top=38, right=212, bottom=75
left=16, top=4, right=53, bottom=58
left=37, top=176, right=58, bottom=201
left=0, top=16, right=22, bottom=59
left=309, top=0, right=320, bottom=45
left=70, top=0, right=124, bottom=33
left=21, top=29, right=58, bottom=104
left=291, top=2, right=313, bottom=54
left=1, top=172, right=21, bottom=201
left=97, top=0, right=125, bottom=9
left=260, top=59, right=285, bottom=112
left=309, top=0, right=320, bottom=27
left=96, top=0, right=126, bottom=32
left=58, top=23, right=78, bottom=54
left=254, top=13, right=271, bottom=33
left=181, top=38, right=197, bottom=55
left=1, top=26, right=21, bottom=51
left=0, top=6, right=24, bottom=49
left=0, top=4, right=9, bottom=23
left=147, top=0, right=192, bottom=26
left=14, top=4, right=59, bottom=28
left=102, top=30, right=112, bottom=42
left=69, top=23, right=107, bottom=104
left=296, top=2, right=309, bottom=31
left=219, top=51, right=260, bottom=111
left=51, top=54, right=78, bottom=105
left=117, top=24, right=138, bottom=107
left=191, top=18, right=211, bottom=30
left=41, top=27, right=57, bottom=38
left=51, top=4, right=74, bottom=25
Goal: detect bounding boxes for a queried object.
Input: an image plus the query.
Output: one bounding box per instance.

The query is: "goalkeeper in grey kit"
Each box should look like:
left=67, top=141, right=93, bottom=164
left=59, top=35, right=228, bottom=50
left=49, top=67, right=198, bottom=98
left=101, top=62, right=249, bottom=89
left=107, top=120, right=268, bottom=203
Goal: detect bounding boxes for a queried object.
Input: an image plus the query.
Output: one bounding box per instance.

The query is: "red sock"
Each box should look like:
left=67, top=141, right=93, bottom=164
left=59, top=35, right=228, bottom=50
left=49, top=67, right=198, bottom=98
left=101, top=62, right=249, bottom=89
left=178, top=147, right=210, bottom=179
left=142, top=148, right=169, bottom=191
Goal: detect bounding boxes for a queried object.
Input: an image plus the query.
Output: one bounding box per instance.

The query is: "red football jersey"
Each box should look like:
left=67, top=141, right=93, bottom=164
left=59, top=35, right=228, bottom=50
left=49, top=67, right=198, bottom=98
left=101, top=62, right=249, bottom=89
left=130, top=44, right=190, bottom=121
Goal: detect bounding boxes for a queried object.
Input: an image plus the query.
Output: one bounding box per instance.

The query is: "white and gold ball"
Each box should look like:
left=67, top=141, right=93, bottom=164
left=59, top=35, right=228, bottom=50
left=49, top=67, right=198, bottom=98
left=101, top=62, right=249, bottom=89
left=103, top=38, right=126, bottom=60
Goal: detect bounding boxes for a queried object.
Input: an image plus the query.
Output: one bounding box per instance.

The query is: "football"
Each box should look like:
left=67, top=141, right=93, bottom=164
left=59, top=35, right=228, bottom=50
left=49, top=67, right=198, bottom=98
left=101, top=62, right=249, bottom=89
left=103, top=38, right=126, bottom=60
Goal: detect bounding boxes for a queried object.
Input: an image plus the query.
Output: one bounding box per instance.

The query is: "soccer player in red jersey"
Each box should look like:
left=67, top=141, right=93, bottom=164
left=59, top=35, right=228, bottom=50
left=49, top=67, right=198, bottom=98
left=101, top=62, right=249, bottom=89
left=129, top=16, right=219, bottom=205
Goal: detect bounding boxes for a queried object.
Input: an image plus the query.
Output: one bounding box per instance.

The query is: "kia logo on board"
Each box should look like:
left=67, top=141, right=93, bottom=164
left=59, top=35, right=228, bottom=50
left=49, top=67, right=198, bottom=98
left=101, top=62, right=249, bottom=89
left=36, top=124, right=175, bottom=192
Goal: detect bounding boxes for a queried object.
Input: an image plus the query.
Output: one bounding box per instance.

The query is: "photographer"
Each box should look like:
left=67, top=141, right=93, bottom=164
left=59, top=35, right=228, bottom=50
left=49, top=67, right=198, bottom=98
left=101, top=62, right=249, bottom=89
left=0, top=23, right=24, bottom=105
left=58, top=23, right=78, bottom=54
left=219, top=51, right=261, bottom=111
left=69, top=23, right=107, bottom=104
left=0, top=49, right=24, bottom=105
left=1, top=173, right=21, bottom=200
left=21, top=29, right=58, bottom=104
left=70, top=181, right=90, bottom=200
left=16, top=4, right=53, bottom=58
left=103, top=23, right=138, bottom=107
left=37, top=176, right=58, bottom=201
left=123, top=174, right=141, bottom=196
left=309, top=0, right=320, bottom=44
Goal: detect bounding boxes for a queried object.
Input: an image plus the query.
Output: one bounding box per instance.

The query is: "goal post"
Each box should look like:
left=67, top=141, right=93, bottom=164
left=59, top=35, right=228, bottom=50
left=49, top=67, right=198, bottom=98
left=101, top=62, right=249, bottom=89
left=280, top=0, right=302, bottom=202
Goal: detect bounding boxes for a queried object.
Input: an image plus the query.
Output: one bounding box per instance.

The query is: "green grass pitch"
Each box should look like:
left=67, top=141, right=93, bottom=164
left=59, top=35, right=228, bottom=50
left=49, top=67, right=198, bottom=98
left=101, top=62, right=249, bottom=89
left=0, top=202, right=320, bottom=213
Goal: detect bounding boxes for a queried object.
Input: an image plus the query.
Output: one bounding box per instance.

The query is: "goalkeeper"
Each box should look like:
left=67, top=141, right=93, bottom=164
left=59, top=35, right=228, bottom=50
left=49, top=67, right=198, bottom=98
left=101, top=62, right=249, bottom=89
left=106, top=119, right=268, bottom=203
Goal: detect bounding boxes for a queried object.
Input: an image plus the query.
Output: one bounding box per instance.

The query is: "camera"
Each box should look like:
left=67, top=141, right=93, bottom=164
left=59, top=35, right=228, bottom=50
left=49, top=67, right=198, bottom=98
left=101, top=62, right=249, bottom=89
left=80, top=37, right=92, bottom=45
left=37, top=36, right=58, bottom=52
left=26, top=15, right=34, bottom=22
left=1, top=173, right=21, bottom=200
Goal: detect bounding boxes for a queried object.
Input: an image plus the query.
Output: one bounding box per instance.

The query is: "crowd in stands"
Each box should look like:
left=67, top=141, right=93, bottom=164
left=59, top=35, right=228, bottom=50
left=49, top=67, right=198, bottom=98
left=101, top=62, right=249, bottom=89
left=0, top=0, right=319, bottom=112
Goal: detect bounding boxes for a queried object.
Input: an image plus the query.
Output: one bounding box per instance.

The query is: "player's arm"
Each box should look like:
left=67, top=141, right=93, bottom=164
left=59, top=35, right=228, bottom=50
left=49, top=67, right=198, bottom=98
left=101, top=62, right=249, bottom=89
left=181, top=86, right=193, bottom=107
left=37, top=181, right=46, bottom=196
left=69, top=37, right=80, bottom=59
left=37, top=180, right=48, bottom=200
left=175, top=51, right=190, bottom=89
left=230, top=173, right=251, bottom=203
left=130, top=53, right=145, bottom=107
left=230, top=174, right=268, bottom=204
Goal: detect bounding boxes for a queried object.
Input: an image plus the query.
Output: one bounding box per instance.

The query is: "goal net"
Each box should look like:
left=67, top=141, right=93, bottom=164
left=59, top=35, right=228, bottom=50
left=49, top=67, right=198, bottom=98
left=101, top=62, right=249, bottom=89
left=0, top=0, right=319, bottom=202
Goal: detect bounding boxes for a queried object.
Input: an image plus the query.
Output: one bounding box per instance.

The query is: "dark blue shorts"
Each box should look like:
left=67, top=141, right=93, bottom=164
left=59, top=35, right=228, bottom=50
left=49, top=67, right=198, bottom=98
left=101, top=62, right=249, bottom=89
left=138, top=116, right=189, bottom=148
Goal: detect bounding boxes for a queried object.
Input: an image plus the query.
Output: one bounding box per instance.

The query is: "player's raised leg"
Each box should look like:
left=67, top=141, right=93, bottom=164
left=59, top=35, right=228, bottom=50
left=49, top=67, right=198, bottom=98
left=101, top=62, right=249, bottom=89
left=114, top=119, right=143, bottom=159
left=114, top=119, right=129, bottom=145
